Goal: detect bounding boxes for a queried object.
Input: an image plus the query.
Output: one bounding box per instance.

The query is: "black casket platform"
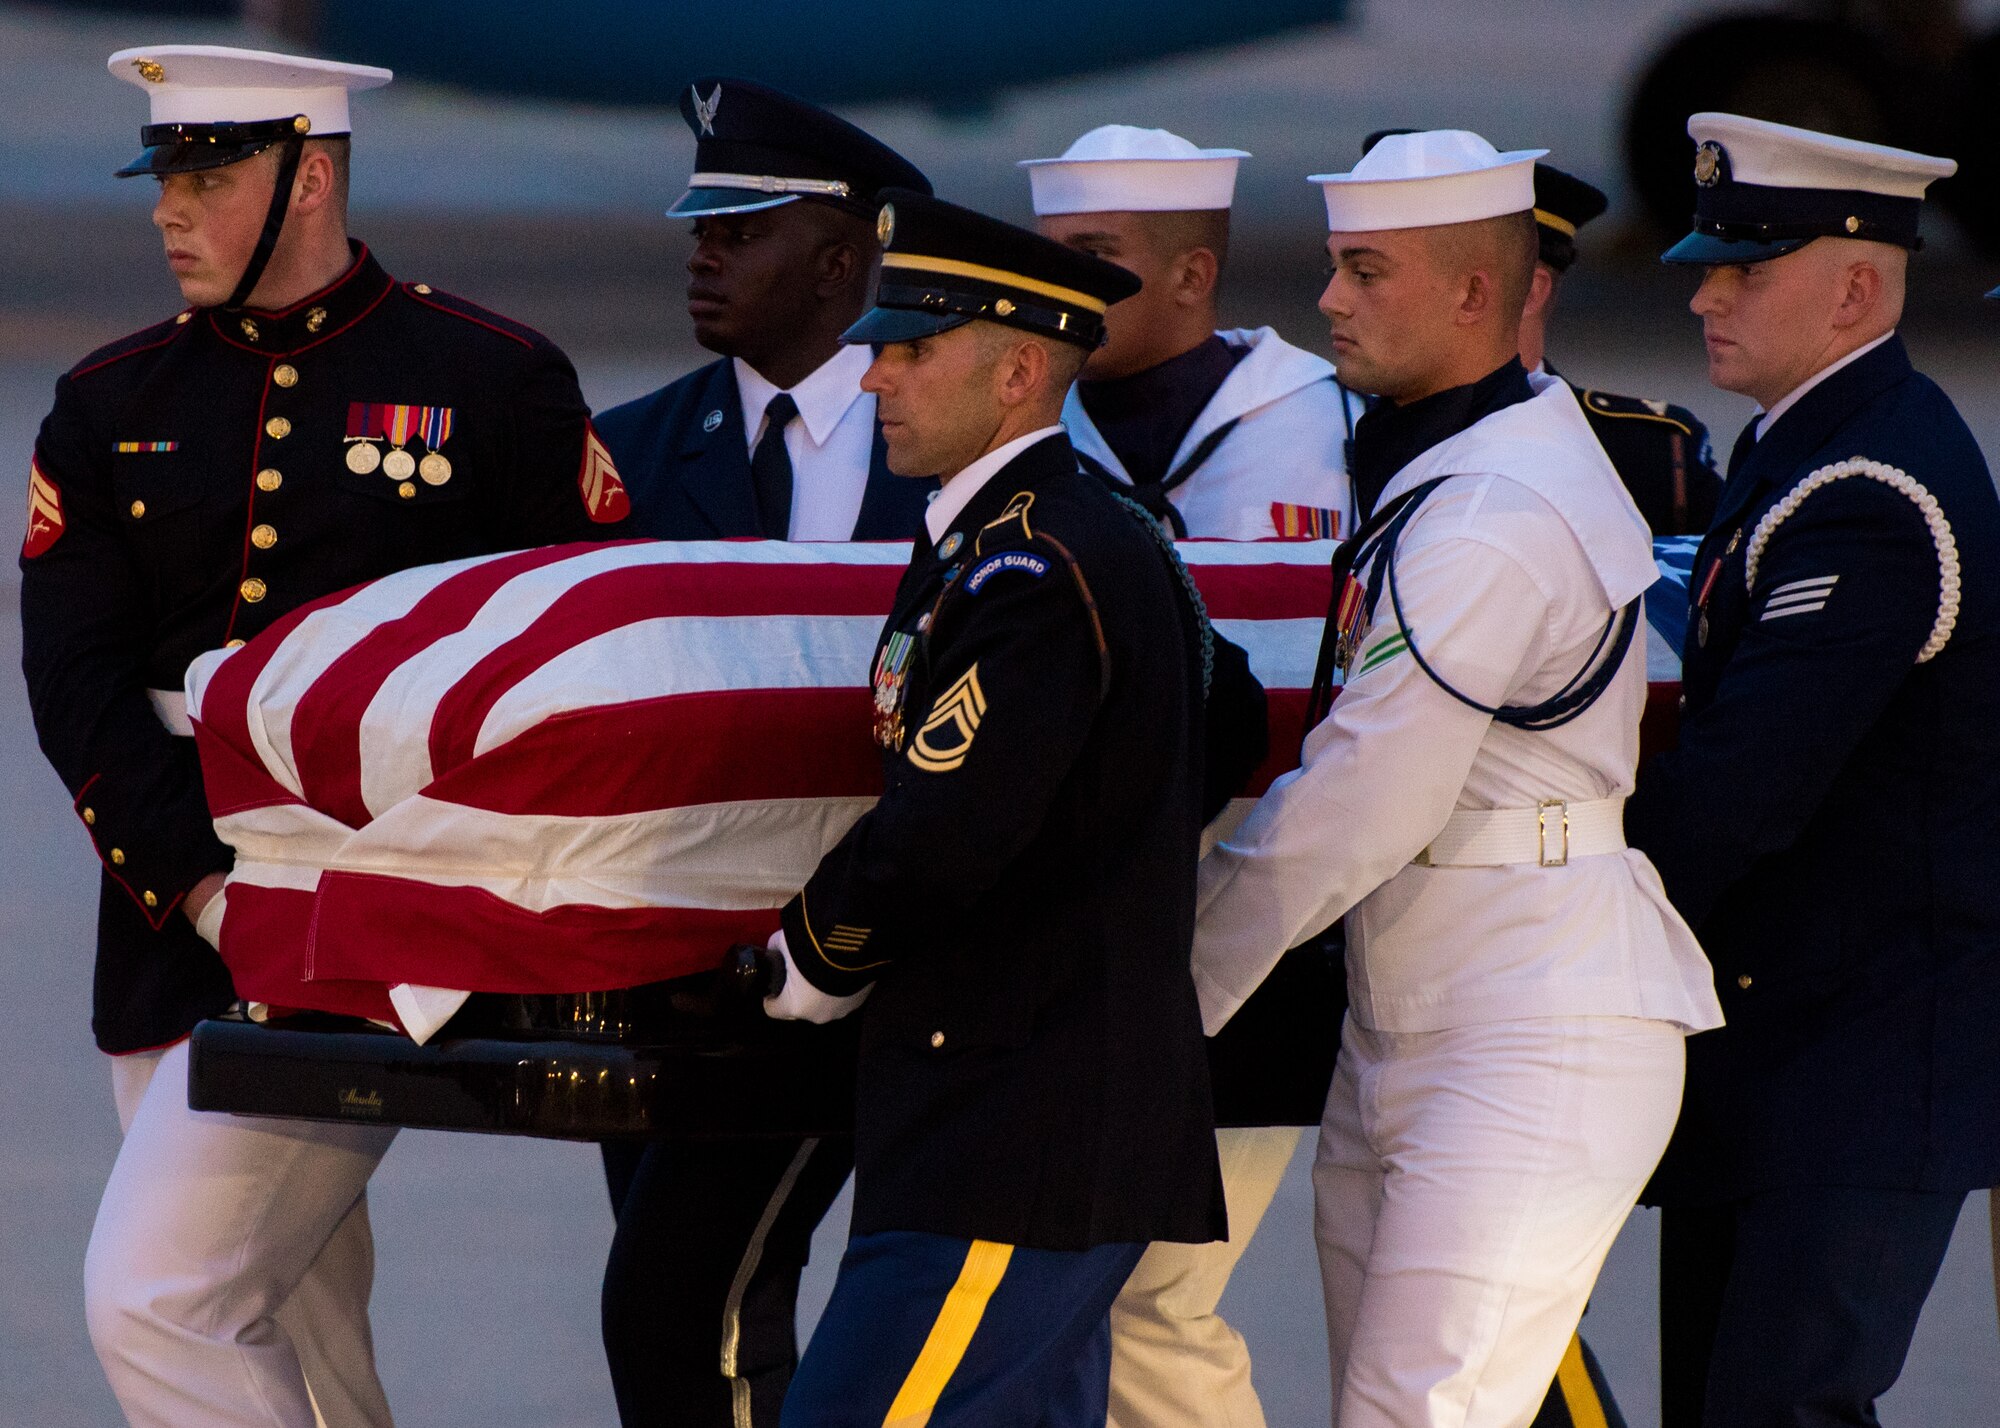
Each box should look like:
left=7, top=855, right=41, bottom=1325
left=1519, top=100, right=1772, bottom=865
left=188, top=941, right=1344, bottom=1140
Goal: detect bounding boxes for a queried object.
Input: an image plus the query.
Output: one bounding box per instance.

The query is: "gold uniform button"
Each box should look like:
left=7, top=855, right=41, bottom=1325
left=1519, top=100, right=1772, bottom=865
left=929, top=1031, right=945, bottom=1049
left=413, top=283, right=432, bottom=295
left=257, top=468, right=282, bottom=492
left=175, top=311, right=191, bottom=325
left=81, top=807, right=95, bottom=825
left=240, top=577, right=268, bottom=603
left=1737, top=974, right=1754, bottom=990
left=143, top=890, right=158, bottom=908
left=397, top=480, right=417, bottom=499
left=225, top=638, right=245, bottom=649
left=265, top=416, right=291, bottom=440
left=129, top=500, right=146, bottom=519
left=273, top=364, right=299, bottom=388
left=251, top=523, right=277, bottom=550
left=109, top=848, right=126, bottom=865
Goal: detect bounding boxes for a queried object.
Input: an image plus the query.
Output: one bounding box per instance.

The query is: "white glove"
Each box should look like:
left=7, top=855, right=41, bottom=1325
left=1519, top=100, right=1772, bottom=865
left=762, top=930, right=871, bottom=1024
left=192, top=884, right=229, bottom=950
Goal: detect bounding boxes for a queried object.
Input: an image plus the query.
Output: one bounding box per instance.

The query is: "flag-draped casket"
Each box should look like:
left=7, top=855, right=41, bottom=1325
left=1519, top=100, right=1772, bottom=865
left=187, top=536, right=1696, bottom=1036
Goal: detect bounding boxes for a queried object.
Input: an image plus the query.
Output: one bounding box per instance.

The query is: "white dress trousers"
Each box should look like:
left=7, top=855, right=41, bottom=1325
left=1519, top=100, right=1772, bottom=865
left=1316, top=1015, right=1683, bottom=1428
left=89, top=1039, right=397, bottom=1428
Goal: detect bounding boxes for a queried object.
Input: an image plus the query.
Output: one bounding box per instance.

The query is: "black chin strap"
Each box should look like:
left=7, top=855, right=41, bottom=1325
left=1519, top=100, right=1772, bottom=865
left=223, top=135, right=305, bottom=311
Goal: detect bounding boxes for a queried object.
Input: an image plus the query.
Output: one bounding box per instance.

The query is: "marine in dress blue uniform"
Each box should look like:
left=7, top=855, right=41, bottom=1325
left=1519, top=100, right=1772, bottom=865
left=1624, top=113, right=2000, bottom=1428
left=19, top=47, right=623, bottom=1428
left=591, top=79, right=934, bottom=1428
left=761, top=192, right=1229, bottom=1427
left=593, top=78, right=935, bottom=542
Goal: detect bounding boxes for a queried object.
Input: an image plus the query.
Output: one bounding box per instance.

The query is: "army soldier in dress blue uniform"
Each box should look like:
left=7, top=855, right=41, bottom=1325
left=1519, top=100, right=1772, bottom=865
left=1625, top=113, right=2000, bottom=1428
left=593, top=78, right=935, bottom=542
left=20, top=46, right=623, bottom=1428
left=590, top=78, right=936, bottom=1428
left=757, top=191, right=1227, bottom=1427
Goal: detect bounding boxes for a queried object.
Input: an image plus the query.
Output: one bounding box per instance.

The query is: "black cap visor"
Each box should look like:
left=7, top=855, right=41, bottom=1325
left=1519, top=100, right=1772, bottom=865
left=842, top=306, right=975, bottom=345
left=1662, top=230, right=1814, bottom=266
left=115, top=118, right=313, bottom=179
left=668, top=187, right=802, bottom=218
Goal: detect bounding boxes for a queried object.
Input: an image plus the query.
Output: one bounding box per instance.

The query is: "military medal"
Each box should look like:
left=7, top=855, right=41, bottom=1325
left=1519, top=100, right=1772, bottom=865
left=418, top=451, right=452, bottom=485
left=346, top=400, right=455, bottom=486
left=1331, top=568, right=1369, bottom=676
left=872, top=630, right=918, bottom=751
left=382, top=446, right=416, bottom=481
left=345, top=440, right=382, bottom=475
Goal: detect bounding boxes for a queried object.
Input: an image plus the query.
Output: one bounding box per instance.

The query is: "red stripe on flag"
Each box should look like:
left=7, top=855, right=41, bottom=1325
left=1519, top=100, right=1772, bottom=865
left=307, top=871, right=777, bottom=992
left=290, top=544, right=597, bottom=829
left=221, top=882, right=397, bottom=1022
left=1186, top=563, right=1332, bottom=620
left=198, top=584, right=367, bottom=766
left=426, top=561, right=904, bottom=778
left=428, top=687, right=885, bottom=815
left=192, top=718, right=309, bottom=816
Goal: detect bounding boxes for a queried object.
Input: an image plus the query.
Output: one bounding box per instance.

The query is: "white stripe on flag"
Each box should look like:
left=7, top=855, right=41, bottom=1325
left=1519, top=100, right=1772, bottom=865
left=1214, top=618, right=1325, bottom=691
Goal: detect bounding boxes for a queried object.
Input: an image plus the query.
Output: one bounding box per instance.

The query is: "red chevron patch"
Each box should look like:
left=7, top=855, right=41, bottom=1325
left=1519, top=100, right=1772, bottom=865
left=577, top=420, right=629, bottom=524
left=23, top=458, right=64, bottom=558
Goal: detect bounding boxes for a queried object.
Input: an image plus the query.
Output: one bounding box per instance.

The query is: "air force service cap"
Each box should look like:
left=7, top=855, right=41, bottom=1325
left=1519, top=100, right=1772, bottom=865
left=1665, top=112, right=1956, bottom=265
left=844, top=190, right=1142, bottom=350
left=670, top=76, right=931, bottom=219
left=1020, top=125, right=1249, bottom=214
left=1313, top=129, right=1545, bottom=232
left=108, top=45, right=391, bottom=177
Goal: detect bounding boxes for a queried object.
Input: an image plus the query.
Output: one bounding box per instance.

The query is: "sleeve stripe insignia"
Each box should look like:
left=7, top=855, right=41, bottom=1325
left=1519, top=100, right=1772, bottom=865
left=1270, top=502, right=1341, bottom=540
left=1763, top=574, right=1837, bottom=619
left=1354, top=631, right=1408, bottom=676
left=22, top=458, right=64, bottom=559
left=578, top=419, right=630, bottom=524
left=908, top=663, right=986, bottom=773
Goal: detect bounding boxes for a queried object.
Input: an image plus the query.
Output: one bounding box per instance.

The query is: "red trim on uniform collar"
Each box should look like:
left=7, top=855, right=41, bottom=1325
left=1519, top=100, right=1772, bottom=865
left=205, top=243, right=396, bottom=356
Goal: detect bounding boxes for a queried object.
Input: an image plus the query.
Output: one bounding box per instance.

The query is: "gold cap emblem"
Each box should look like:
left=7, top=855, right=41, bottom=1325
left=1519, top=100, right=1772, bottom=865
left=877, top=203, right=895, bottom=247
left=1693, top=141, right=1724, bottom=188
left=133, top=59, right=164, bottom=83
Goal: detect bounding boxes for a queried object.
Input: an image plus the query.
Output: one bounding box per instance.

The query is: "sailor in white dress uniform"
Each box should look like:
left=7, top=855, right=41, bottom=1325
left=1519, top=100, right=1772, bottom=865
left=1189, top=129, right=1723, bottom=1428
left=1026, top=126, right=1365, bottom=546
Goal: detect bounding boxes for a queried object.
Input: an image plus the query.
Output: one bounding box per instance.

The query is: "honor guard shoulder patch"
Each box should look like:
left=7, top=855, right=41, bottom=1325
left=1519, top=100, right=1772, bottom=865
left=22, top=458, right=64, bottom=558
left=963, top=550, right=1049, bottom=593
left=1270, top=502, right=1341, bottom=540
left=908, top=664, right=986, bottom=773
left=578, top=420, right=630, bottom=523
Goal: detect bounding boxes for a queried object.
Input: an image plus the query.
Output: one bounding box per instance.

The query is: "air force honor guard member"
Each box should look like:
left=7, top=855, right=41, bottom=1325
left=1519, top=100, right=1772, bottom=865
left=1021, top=121, right=1353, bottom=1428
left=1188, top=131, right=1723, bottom=1428
left=1625, top=114, right=2000, bottom=1428
left=758, top=191, right=1228, bottom=1426
left=591, top=78, right=935, bottom=1428
left=594, top=78, right=936, bottom=541
left=1024, top=125, right=1364, bottom=540
left=20, top=46, right=624, bottom=1428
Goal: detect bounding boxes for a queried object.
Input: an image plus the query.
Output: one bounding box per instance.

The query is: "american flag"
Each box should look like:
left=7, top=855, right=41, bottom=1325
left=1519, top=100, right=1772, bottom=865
left=187, top=538, right=1691, bottom=1033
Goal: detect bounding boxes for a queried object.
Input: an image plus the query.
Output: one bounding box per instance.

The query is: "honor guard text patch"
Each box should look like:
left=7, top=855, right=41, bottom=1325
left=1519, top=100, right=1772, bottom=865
left=578, top=420, right=630, bottom=523
left=908, top=664, right=986, bottom=773
left=23, top=458, right=65, bottom=558
left=963, top=551, right=1049, bottom=594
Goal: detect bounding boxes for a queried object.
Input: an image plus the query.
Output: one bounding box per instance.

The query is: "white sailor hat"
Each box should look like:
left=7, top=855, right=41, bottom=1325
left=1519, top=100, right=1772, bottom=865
left=1020, top=125, right=1249, bottom=215
left=1310, top=129, right=1545, bottom=233
left=108, top=45, right=391, bottom=177
left=1664, top=112, right=1956, bottom=264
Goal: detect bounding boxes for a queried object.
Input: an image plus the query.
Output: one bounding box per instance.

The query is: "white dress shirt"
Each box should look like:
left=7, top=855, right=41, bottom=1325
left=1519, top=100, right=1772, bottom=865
left=924, top=425, right=1068, bottom=543
left=1754, top=330, right=1895, bottom=440
left=734, top=343, right=878, bottom=540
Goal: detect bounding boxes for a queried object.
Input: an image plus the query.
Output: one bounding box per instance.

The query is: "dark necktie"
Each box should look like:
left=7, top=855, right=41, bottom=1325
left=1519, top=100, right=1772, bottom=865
left=1724, top=416, right=1760, bottom=481
left=751, top=392, right=798, bottom=539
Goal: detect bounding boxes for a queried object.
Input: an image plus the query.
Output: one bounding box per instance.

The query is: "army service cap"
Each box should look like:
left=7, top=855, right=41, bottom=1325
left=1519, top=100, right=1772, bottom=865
left=1665, top=112, right=1956, bottom=265
left=1020, top=125, right=1249, bottom=214
left=1313, top=129, right=1545, bottom=232
left=1531, top=163, right=1608, bottom=272
left=670, top=76, right=931, bottom=219
left=108, top=45, right=391, bottom=177
left=844, top=189, right=1142, bottom=350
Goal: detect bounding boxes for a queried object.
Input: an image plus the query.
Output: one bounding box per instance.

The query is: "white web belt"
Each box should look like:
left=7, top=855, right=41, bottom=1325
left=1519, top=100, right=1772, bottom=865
left=1412, top=796, right=1626, bottom=868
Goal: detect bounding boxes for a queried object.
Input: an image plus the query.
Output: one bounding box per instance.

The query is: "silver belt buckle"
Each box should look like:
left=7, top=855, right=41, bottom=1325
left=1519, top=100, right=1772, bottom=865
left=1537, top=799, right=1570, bottom=867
